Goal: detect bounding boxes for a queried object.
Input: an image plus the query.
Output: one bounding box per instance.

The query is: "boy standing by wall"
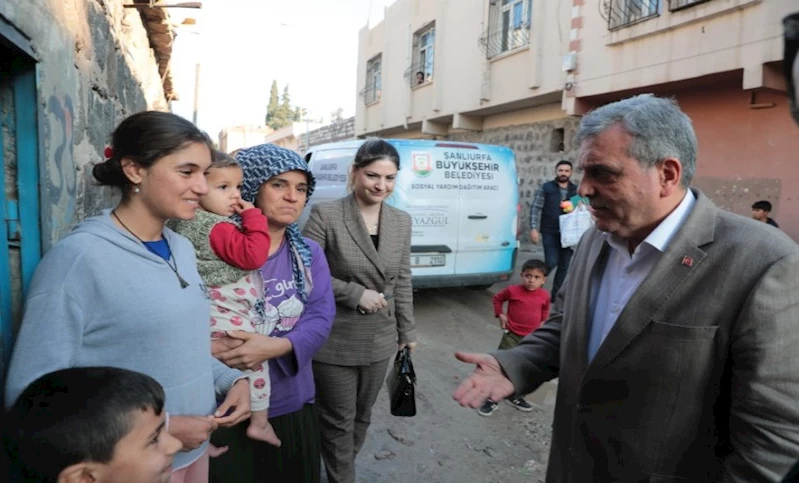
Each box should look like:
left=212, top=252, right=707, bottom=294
left=479, top=259, right=550, bottom=416
left=751, top=200, right=780, bottom=228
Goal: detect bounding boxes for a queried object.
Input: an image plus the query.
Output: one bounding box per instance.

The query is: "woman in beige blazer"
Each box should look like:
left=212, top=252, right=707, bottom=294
left=303, top=139, right=416, bottom=483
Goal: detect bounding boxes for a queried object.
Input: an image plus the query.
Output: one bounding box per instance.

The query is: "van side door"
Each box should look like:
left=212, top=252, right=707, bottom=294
left=452, top=145, right=518, bottom=279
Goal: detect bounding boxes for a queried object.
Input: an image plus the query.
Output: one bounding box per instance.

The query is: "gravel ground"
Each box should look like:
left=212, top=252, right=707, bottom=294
left=323, top=247, right=558, bottom=483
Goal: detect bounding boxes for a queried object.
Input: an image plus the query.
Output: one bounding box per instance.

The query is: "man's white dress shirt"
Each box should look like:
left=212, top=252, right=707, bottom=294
left=587, top=190, right=696, bottom=361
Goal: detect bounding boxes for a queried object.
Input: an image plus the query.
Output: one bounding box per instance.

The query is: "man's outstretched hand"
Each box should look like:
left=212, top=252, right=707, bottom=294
left=452, top=352, right=515, bottom=408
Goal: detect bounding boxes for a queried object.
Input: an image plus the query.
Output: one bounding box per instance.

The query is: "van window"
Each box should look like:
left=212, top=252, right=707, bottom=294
left=309, top=148, right=357, bottom=186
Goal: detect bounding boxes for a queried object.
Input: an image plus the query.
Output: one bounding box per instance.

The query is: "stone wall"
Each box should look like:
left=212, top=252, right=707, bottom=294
left=297, top=116, right=356, bottom=154
left=0, top=0, right=169, bottom=363
left=447, top=117, right=582, bottom=247
left=1, top=0, right=168, bottom=249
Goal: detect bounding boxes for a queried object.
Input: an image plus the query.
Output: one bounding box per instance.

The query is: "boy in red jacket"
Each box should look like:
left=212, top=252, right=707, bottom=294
left=478, top=259, right=550, bottom=416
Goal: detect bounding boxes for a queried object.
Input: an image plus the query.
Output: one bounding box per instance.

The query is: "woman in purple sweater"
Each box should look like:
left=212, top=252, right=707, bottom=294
left=209, top=144, right=335, bottom=483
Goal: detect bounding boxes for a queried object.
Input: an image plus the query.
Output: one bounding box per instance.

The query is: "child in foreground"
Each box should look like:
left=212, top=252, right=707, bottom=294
left=4, top=366, right=181, bottom=483
left=171, top=150, right=280, bottom=446
left=479, top=259, right=551, bottom=416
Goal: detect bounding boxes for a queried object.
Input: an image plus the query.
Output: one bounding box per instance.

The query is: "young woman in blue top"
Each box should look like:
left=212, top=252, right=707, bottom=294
left=5, top=111, right=250, bottom=483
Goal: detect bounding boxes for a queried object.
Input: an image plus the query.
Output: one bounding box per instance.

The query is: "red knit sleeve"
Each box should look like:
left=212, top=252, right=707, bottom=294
left=541, top=290, right=551, bottom=322
left=492, top=287, right=511, bottom=317
left=208, top=209, right=270, bottom=270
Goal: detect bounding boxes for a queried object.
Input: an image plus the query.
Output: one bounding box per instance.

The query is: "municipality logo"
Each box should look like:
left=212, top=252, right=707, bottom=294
left=411, top=152, right=432, bottom=178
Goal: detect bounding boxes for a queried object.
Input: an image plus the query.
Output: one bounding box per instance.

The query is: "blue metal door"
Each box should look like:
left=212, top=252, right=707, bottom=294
left=1, top=29, right=42, bottom=391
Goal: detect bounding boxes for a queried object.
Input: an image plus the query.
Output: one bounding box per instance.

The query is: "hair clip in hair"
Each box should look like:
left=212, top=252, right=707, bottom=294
left=104, top=146, right=114, bottom=159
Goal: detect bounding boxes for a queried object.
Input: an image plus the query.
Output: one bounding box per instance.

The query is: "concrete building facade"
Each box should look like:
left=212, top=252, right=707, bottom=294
left=219, top=125, right=273, bottom=153
left=355, top=0, right=571, bottom=139
left=297, top=116, right=357, bottom=155
left=0, top=0, right=177, bottom=376
left=569, top=0, right=798, bottom=239
left=356, top=0, right=798, bottom=240
left=219, top=122, right=331, bottom=155
left=355, top=0, right=577, bottom=240
left=263, top=122, right=324, bottom=153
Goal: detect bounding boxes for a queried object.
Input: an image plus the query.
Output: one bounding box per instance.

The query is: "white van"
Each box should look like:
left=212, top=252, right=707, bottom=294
left=300, top=139, right=519, bottom=289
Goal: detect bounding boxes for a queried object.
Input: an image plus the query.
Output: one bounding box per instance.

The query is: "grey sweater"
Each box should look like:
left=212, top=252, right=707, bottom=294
left=4, top=210, right=243, bottom=470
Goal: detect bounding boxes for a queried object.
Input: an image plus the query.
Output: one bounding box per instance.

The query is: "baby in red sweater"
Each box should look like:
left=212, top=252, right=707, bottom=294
left=171, top=150, right=280, bottom=447
left=479, top=259, right=551, bottom=417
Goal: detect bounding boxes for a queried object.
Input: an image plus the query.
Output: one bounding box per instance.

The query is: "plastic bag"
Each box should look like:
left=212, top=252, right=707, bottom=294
left=559, top=203, right=593, bottom=248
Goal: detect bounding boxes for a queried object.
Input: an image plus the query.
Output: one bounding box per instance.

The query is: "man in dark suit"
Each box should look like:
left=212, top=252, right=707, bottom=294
left=785, top=11, right=798, bottom=126
left=780, top=10, right=799, bottom=483
left=454, top=94, right=799, bottom=482
left=529, top=160, right=578, bottom=297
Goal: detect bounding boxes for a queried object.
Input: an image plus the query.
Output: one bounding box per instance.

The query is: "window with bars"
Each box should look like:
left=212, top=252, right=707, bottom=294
left=479, top=0, right=533, bottom=59
left=411, top=23, right=435, bottom=85
left=608, top=0, right=659, bottom=30
left=362, top=54, right=382, bottom=104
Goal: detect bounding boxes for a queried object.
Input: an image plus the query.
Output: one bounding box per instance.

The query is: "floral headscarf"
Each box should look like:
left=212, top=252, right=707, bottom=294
left=236, top=144, right=316, bottom=301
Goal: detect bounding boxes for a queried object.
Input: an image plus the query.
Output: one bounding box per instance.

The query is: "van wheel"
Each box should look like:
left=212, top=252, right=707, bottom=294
left=467, top=284, right=493, bottom=291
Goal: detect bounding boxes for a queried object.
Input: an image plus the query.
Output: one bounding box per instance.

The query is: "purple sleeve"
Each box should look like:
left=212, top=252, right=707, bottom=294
left=271, top=240, right=335, bottom=377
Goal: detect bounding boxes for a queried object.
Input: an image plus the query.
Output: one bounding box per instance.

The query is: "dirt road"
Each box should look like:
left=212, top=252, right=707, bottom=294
left=346, top=248, right=556, bottom=483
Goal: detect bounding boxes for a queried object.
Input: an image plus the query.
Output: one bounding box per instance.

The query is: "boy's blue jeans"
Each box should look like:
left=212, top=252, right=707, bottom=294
left=542, top=232, right=573, bottom=298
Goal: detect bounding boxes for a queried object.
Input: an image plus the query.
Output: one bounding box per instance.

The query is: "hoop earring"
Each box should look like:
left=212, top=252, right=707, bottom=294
left=133, top=185, right=141, bottom=194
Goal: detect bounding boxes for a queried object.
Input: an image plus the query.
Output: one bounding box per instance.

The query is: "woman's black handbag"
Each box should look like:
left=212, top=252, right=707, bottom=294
left=386, top=347, right=416, bottom=417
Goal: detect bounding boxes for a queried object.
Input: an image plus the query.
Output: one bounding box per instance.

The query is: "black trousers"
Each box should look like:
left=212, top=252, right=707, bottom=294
left=209, top=403, right=321, bottom=483
left=542, top=232, right=573, bottom=297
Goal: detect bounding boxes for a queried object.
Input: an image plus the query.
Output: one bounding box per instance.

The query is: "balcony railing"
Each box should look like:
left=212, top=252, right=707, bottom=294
left=478, top=23, right=531, bottom=59
left=604, top=0, right=660, bottom=30
left=403, top=62, right=433, bottom=87
left=359, top=83, right=381, bottom=105
left=669, top=0, right=710, bottom=11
